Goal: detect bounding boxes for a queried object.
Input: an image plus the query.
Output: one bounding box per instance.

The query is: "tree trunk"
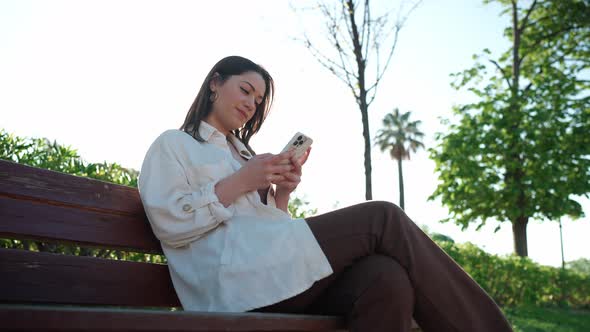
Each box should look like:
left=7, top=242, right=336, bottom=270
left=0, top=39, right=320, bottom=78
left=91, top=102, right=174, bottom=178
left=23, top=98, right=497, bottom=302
left=397, top=158, right=404, bottom=210
left=346, top=0, right=372, bottom=200
left=512, top=216, right=529, bottom=257
left=509, top=0, right=528, bottom=257
left=360, top=99, right=372, bottom=200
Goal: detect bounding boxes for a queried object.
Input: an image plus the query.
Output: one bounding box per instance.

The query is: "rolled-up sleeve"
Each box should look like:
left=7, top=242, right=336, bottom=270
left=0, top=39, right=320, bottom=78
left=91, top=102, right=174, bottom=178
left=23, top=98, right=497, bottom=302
left=193, top=182, right=235, bottom=221
left=138, top=136, right=235, bottom=248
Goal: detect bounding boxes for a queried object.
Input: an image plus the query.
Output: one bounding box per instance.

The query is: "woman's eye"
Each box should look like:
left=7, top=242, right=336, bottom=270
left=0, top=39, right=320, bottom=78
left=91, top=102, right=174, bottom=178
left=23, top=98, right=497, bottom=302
left=240, top=87, right=249, bottom=94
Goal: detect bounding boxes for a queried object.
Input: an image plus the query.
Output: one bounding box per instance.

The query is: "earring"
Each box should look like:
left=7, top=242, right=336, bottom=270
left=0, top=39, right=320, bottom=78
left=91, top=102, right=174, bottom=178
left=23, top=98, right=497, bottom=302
left=210, top=91, right=218, bottom=102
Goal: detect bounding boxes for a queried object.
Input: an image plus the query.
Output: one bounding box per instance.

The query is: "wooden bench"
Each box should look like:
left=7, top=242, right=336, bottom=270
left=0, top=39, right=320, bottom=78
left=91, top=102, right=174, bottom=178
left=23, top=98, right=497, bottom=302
left=0, top=159, right=420, bottom=331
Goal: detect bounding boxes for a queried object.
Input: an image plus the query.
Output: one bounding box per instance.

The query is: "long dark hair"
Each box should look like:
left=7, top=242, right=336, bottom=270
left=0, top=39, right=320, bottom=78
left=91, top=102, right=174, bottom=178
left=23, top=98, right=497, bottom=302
left=180, top=56, right=274, bottom=152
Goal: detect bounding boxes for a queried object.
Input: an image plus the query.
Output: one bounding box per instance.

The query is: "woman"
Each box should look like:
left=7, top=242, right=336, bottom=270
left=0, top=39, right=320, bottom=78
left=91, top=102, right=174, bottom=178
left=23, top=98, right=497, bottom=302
left=138, top=56, right=513, bottom=332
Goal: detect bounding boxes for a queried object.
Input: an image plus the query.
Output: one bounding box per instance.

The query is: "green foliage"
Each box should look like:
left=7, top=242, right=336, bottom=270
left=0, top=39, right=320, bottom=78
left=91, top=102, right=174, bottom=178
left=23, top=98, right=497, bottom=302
left=288, top=196, right=318, bottom=219
left=430, top=0, right=590, bottom=255
left=505, top=305, right=590, bottom=332
left=566, top=258, right=590, bottom=276
left=430, top=232, right=455, bottom=244
left=0, top=129, right=138, bottom=187
left=0, top=239, right=166, bottom=264
left=435, top=240, right=590, bottom=309
left=420, top=225, right=455, bottom=243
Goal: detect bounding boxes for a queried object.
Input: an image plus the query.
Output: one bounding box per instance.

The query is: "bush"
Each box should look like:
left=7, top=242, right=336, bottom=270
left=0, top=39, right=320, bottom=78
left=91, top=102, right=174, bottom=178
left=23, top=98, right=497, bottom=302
left=0, top=129, right=138, bottom=187
left=436, top=240, right=590, bottom=309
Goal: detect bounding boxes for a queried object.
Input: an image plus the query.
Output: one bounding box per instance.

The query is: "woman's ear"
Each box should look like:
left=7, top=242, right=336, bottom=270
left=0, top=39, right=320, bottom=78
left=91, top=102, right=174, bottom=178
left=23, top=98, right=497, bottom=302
left=209, top=73, right=220, bottom=92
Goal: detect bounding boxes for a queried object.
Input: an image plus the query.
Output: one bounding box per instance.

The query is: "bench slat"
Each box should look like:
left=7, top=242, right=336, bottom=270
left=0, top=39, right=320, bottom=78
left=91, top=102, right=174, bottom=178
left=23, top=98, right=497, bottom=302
left=0, top=248, right=180, bottom=307
left=0, top=305, right=348, bottom=332
left=0, top=160, right=141, bottom=215
left=0, top=196, right=161, bottom=253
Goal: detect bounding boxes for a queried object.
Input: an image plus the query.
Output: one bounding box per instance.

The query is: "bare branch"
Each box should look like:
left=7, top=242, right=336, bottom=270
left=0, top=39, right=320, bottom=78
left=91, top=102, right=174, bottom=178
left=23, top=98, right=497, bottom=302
left=363, top=0, right=371, bottom=65
left=367, top=0, right=422, bottom=104
left=489, top=59, right=513, bottom=90
left=518, top=0, right=539, bottom=35
left=303, top=33, right=357, bottom=81
left=396, top=0, right=423, bottom=28
left=334, top=36, right=356, bottom=87
left=316, top=2, right=357, bottom=73
left=360, top=0, right=369, bottom=49
left=307, top=47, right=360, bottom=100
left=341, top=1, right=355, bottom=53
left=367, top=23, right=400, bottom=104
left=345, top=0, right=366, bottom=80
left=323, top=2, right=358, bottom=90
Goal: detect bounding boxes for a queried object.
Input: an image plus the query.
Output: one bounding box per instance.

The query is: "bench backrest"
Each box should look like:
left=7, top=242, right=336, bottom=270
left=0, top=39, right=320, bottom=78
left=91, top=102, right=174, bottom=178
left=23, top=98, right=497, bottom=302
left=0, top=159, right=180, bottom=307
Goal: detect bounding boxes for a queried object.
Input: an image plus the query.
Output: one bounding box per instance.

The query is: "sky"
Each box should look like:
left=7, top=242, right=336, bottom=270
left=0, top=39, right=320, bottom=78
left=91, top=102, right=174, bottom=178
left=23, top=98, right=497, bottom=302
left=1, top=0, right=588, bottom=267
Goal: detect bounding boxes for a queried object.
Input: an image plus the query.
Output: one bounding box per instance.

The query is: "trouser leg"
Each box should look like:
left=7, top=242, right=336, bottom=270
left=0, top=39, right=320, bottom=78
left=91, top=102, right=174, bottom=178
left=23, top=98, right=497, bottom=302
left=253, top=254, right=414, bottom=332
left=305, top=201, right=513, bottom=332
left=308, top=255, right=415, bottom=332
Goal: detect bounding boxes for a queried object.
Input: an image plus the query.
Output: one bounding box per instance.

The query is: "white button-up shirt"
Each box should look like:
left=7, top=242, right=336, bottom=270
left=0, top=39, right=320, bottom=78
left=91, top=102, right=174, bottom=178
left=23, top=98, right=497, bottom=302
left=138, top=121, right=333, bottom=312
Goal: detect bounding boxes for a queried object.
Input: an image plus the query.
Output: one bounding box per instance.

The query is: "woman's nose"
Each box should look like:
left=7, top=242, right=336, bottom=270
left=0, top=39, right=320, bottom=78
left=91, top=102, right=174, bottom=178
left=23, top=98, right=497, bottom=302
left=245, top=97, right=256, bottom=111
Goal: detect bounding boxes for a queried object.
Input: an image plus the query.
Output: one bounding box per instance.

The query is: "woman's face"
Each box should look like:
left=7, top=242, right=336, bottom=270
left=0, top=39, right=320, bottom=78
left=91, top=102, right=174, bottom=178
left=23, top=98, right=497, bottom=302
left=206, top=71, right=266, bottom=136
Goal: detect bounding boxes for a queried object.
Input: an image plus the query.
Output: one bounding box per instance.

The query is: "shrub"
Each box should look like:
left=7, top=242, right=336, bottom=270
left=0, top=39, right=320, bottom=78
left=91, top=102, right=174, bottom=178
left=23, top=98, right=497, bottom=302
left=436, top=240, right=590, bottom=309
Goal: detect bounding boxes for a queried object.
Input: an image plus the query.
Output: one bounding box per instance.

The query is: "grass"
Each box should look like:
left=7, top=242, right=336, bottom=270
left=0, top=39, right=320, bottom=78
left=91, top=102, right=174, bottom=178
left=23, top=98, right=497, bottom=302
left=504, top=305, right=590, bottom=332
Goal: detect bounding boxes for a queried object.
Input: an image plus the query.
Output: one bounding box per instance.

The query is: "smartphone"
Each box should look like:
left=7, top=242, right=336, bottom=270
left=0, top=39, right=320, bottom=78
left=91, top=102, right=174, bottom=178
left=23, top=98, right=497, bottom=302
left=280, top=132, right=313, bottom=163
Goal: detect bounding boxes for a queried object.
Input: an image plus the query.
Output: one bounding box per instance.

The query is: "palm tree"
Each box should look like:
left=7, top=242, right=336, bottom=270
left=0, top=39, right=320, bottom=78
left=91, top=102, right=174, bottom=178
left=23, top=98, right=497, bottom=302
left=374, top=108, right=425, bottom=210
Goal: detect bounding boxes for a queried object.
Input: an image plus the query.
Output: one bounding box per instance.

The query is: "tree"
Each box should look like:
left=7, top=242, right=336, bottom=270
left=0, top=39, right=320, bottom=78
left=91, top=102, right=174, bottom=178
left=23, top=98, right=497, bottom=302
left=0, top=129, right=138, bottom=187
left=566, top=258, right=590, bottom=276
left=374, top=108, right=424, bottom=210
left=430, top=0, right=590, bottom=257
left=297, top=0, right=421, bottom=200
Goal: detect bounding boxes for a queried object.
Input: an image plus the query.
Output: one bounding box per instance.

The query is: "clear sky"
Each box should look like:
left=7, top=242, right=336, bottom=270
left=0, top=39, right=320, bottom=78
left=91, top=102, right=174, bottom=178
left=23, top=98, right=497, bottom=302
left=1, top=0, right=588, bottom=267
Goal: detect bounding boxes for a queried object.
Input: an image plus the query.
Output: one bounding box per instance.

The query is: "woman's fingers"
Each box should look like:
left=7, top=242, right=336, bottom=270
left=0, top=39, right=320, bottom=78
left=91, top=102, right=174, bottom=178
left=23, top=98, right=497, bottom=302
left=270, top=150, right=294, bottom=164
left=268, top=164, right=293, bottom=174
left=268, top=174, right=286, bottom=183
left=273, top=172, right=300, bottom=185
left=288, top=153, right=304, bottom=176
left=284, top=172, right=300, bottom=182
left=299, top=147, right=312, bottom=166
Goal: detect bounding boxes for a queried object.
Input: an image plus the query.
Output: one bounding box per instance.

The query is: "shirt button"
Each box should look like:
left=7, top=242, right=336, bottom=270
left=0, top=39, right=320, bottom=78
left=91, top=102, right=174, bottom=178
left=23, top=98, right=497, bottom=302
left=182, top=204, right=192, bottom=212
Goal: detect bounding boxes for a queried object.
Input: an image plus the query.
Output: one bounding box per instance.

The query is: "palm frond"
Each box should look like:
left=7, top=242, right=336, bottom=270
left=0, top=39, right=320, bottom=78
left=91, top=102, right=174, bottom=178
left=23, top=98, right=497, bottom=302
left=373, top=108, right=425, bottom=161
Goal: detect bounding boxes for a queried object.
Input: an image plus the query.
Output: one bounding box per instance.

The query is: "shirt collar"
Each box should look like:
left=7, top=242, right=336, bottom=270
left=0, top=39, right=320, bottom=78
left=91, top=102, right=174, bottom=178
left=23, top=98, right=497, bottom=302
left=227, top=134, right=253, bottom=160
left=196, top=120, right=219, bottom=142
left=194, top=121, right=253, bottom=160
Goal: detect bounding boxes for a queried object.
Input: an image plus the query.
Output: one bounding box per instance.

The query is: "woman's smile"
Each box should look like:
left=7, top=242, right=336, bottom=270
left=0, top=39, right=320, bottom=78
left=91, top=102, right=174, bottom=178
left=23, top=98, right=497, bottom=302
left=236, top=107, right=248, bottom=121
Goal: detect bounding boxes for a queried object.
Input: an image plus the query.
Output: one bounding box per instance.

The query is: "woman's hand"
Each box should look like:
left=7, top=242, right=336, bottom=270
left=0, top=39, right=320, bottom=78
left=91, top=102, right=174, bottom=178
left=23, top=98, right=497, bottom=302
left=274, top=147, right=311, bottom=204
left=215, top=151, right=294, bottom=208
left=236, top=151, right=294, bottom=192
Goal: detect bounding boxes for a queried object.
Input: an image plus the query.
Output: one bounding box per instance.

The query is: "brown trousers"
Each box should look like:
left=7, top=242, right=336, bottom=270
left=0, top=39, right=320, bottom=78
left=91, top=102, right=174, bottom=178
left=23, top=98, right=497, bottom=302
left=253, top=201, right=513, bottom=332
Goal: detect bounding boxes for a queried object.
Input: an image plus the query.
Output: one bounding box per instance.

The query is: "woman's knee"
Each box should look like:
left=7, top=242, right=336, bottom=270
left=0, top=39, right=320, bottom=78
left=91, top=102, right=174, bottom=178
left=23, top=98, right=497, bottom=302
left=363, top=200, right=406, bottom=229
left=366, top=200, right=403, bottom=217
